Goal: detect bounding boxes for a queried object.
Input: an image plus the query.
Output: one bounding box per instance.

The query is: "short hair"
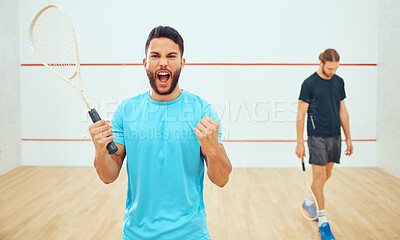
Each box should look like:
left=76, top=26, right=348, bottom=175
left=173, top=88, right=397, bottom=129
left=319, top=48, right=340, bottom=63
left=145, top=26, right=184, bottom=56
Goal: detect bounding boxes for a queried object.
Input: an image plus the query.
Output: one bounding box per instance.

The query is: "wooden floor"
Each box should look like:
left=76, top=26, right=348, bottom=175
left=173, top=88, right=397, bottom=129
left=1, top=167, right=399, bottom=240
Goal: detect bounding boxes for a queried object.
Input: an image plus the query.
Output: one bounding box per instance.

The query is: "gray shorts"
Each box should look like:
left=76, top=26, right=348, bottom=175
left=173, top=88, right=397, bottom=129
left=307, top=136, right=341, bottom=166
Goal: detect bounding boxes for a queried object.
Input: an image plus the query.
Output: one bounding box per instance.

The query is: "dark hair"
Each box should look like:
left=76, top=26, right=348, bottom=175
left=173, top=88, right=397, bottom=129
left=319, top=48, right=340, bottom=63
left=145, top=26, right=184, bottom=56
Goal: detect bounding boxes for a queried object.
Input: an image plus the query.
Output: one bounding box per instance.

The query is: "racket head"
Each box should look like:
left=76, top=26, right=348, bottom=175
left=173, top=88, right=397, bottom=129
left=29, top=5, right=80, bottom=81
left=300, top=161, right=319, bottom=221
left=301, top=176, right=319, bottom=221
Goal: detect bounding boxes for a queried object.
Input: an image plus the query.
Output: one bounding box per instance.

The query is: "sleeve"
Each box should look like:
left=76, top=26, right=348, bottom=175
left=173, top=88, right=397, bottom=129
left=202, top=103, right=223, bottom=144
left=111, top=102, right=125, bottom=146
left=298, top=80, right=312, bottom=103
left=340, top=78, right=346, bottom=100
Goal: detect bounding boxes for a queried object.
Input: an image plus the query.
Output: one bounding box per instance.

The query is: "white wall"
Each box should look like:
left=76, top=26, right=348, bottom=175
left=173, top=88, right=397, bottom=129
left=377, top=0, right=400, bottom=178
left=0, top=0, right=21, bottom=175
left=19, top=0, right=378, bottom=167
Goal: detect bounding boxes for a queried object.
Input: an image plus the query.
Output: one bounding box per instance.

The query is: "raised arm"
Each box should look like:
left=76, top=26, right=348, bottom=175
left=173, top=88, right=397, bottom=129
left=194, top=116, right=232, bottom=188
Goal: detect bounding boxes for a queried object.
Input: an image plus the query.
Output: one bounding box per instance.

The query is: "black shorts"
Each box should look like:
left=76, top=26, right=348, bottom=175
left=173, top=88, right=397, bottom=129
left=307, top=136, right=341, bottom=166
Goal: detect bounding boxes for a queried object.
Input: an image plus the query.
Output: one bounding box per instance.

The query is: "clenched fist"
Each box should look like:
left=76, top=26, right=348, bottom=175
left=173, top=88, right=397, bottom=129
left=89, top=120, right=115, bottom=152
left=194, top=116, right=220, bottom=153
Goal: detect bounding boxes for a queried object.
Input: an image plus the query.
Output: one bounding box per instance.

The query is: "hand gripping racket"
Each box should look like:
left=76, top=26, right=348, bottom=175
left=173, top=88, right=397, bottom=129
left=29, top=5, right=118, bottom=154
left=301, top=158, right=319, bottom=221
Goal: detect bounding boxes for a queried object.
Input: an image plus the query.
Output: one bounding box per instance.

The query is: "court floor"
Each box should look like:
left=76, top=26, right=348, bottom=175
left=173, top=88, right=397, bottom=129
left=0, top=167, right=399, bottom=239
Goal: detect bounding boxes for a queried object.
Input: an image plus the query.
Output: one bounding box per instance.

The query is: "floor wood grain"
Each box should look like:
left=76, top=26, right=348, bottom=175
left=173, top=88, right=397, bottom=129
left=1, top=167, right=399, bottom=239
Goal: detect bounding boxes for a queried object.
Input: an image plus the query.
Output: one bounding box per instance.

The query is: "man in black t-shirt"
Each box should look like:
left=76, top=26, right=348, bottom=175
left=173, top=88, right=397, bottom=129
left=295, top=49, right=354, bottom=240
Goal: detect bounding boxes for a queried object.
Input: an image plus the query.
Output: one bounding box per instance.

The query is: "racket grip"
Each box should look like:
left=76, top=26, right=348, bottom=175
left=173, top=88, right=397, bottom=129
left=88, top=108, right=118, bottom=155
left=302, top=162, right=306, bottom=171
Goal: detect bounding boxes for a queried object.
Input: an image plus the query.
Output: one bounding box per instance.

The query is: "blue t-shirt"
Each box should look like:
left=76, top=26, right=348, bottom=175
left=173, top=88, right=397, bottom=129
left=111, top=90, right=222, bottom=240
left=298, top=72, right=346, bottom=138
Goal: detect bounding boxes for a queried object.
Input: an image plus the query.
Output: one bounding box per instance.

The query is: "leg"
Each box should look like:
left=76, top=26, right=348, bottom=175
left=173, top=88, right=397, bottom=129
left=325, top=162, right=335, bottom=181
left=311, top=164, right=327, bottom=210
left=308, top=137, right=337, bottom=240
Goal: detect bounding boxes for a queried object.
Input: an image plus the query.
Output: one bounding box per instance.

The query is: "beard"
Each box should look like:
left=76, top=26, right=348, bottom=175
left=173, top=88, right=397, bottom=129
left=322, top=64, right=333, bottom=78
left=147, top=68, right=181, bottom=95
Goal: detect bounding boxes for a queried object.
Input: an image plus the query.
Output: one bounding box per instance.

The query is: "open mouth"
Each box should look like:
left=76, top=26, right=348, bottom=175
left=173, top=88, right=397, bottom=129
left=157, top=71, right=171, bottom=86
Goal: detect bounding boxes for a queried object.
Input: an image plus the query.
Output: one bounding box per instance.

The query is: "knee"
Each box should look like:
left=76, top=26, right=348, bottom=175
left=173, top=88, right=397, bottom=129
left=326, top=171, right=332, bottom=181
left=314, top=174, right=327, bottom=186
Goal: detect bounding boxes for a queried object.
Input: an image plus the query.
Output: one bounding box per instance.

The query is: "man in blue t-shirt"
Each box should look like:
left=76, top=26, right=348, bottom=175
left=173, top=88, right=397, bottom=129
left=89, top=26, right=232, bottom=240
left=295, top=49, right=354, bottom=240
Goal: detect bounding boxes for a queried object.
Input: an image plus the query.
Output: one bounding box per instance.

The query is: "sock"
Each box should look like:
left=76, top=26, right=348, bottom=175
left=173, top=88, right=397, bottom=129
left=305, top=194, right=314, bottom=206
left=318, top=209, right=328, bottom=226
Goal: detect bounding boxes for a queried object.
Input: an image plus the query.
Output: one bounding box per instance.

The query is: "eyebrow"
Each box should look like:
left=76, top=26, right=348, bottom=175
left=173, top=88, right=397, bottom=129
left=149, top=51, right=179, bottom=56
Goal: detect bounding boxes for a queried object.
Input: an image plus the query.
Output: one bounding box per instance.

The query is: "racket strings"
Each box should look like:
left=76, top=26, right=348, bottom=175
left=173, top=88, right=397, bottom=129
left=31, top=7, right=77, bottom=79
left=33, top=8, right=74, bottom=62
left=301, top=171, right=319, bottom=221
left=39, top=10, right=75, bottom=73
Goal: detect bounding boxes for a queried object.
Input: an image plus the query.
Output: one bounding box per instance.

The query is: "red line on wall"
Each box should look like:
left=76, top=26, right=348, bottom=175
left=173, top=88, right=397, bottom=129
left=80, top=63, right=144, bottom=66
left=222, top=139, right=377, bottom=142
left=21, top=139, right=92, bottom=142
left=186, top=63, right=377, bottom=66
left=20, top=63, right=377, bottom=67
left=21, top=138, right=377, bottom=142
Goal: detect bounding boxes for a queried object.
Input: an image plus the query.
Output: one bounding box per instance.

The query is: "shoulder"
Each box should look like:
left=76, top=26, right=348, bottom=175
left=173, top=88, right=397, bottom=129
left=333, top=74, right=345, bottom=86
left=120, top=92, right=147, bottom=106
left=183, top=90, right=212, bottom=107
left=301, top=72, right=318, bottom=88
left=183, top=90, right=217, bottom=118
left=115, top=92, right=148, bottom=114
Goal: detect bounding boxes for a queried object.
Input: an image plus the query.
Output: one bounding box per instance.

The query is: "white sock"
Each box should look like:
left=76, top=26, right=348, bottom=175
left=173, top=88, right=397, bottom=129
left=305, top=194, right=314, bottom=206
left=318, top=209, right=328, bottom=226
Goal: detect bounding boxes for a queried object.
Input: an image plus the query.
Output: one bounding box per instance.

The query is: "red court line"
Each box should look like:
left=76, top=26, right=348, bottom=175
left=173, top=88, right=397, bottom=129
left=222, top=139, right=376, bottom=143
left=186, top=63, right=377, bottom=66
left=20, top=63, right=144, bottom=66
left=21, top=138, right=376, bottom=142
left=20, top=63, right=377, bottom=67
left=81, top=63, right=144, bottom=66
left=21, top=138, right=92, bottom=142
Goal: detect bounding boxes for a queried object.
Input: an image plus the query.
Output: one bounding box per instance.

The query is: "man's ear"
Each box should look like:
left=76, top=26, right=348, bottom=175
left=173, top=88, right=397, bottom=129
left=143, top=58, right=147, bottom=69
left=181, top=58, right=185, bottom=70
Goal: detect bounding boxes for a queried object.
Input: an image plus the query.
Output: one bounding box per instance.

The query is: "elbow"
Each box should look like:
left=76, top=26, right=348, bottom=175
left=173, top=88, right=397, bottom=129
left=218, top=165, right=233, bottom=188
left=101, top=178, right=116, bottom=185
left=212, top=169, right=232, bottom=188
left=296, top=114, right=304, bottom=122
left=94, top=162, right=117, bottom=184
left=339, top=112, right=348, bottom=120
left=98, top=172, right=118, bottom=184
left=98, top=172, right=117, bottom=184
left=339, top=108, right=349, bottom=117
left=215, top=178, right=229, bottom=188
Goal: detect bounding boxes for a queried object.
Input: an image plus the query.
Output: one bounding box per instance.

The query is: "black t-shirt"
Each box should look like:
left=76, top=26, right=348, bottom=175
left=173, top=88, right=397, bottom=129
left=299, top=72, right=346, bottom=137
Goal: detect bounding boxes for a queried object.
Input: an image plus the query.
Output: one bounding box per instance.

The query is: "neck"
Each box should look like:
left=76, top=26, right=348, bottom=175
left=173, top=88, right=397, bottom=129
left=316, top=68, right=331, bottom=80
left=150, top=84, right=182, bottom=102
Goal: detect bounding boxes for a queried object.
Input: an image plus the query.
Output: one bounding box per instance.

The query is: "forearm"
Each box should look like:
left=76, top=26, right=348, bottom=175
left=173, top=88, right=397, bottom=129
left=94, top=149, right=121, bottom=184
left=296, top=114, right=305, bottom=143
left=204, top=146, right=232, bottom=188
left=340, top=111, right=351, bottom=140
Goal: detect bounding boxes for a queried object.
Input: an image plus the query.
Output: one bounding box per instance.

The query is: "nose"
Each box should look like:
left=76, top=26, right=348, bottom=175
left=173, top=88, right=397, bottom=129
left=159, top=57, right=168, bottom=68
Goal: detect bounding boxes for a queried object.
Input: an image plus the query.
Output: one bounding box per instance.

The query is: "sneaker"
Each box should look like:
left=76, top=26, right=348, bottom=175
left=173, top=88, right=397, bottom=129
left=302, top=201, right=318, bottom=221
left=319, top=222, right=335, bottom=240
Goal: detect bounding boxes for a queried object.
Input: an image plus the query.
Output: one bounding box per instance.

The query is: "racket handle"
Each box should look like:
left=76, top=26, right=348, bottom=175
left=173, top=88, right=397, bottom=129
left=302, top=162, right=306, bottom=171
left=88, top=108, right=118, bottom=155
